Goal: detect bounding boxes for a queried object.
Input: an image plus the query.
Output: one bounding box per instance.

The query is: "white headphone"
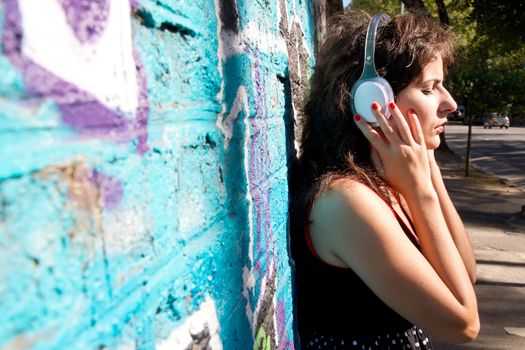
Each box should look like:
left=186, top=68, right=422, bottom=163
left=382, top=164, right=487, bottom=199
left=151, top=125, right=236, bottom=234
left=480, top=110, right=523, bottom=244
left=350, top=13, right=394, bottom=124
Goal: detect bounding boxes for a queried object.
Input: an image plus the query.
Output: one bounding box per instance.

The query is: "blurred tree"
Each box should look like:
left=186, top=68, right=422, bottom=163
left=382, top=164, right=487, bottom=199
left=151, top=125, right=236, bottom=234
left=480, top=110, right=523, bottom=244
left=349, top=0, right=404, bottom=16
left=313, top=0, right=344, bottom=56
left=401, top=0, right=432, bottom=16
left=469, top=0, right=525, bottom=54
left=434, top=0, right=449, bottom=26
left=448, top=0, right=525, bottom=124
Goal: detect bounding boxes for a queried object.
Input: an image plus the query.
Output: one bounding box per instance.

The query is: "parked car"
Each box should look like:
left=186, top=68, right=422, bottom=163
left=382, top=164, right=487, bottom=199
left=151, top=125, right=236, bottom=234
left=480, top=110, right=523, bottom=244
left=484, top=113, right=510, bottom=129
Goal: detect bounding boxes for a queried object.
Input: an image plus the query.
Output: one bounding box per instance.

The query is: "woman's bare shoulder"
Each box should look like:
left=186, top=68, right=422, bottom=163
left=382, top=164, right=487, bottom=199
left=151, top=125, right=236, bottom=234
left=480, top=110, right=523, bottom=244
left=314, top=177, right=389, bottom=214
left=307, top=177, right=396, bottom=267
left=309, top=177, right=395, bottom=238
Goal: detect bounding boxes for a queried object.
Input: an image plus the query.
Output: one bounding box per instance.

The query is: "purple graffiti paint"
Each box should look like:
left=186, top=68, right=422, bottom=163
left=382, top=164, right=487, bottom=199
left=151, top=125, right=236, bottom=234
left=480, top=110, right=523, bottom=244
left=254, top=260, right=262, bottom=279
left=89, top=170, right=123, bottom=210
left=132, top=48, right=150, bottom=154
left=59, top=99, right=127, bottom=129
left=276, top=300, right=293, bottom=350
left=59, top=0, right=110, bottom=44
left=129, top=0, right=140, bottom=10
left=1, top=0, right=23, bottom=65
left=248, top=46, right=272, bottom=260
left=1, top=0, right=150, bottom=154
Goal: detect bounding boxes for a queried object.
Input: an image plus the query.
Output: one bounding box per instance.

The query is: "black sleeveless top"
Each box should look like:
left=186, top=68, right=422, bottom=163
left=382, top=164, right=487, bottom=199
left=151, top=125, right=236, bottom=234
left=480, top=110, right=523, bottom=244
left=291, top=184, right=433, bottom=348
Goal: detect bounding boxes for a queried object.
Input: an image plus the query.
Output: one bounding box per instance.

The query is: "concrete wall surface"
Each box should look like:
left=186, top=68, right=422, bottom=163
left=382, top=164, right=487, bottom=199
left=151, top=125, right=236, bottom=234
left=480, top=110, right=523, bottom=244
left=0, top=0, right=313, bottom=349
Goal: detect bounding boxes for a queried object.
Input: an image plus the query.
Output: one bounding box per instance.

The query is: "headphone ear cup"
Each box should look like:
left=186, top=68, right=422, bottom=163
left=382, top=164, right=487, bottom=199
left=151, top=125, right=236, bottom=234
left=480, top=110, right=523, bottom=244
left=351, top=77, right=394, bottom=124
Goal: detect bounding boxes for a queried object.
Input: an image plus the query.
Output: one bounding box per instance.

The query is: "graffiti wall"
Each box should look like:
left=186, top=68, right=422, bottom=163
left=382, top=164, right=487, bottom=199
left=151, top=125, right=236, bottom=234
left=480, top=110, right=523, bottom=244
left=0, top=0, right=313, bottom=349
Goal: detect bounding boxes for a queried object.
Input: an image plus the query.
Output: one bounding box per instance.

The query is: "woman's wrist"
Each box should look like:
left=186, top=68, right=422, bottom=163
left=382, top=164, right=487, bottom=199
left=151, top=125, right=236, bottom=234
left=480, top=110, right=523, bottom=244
left=403, top=181, right=439, bottom=206
left=429, top=160, right=446, bottom=190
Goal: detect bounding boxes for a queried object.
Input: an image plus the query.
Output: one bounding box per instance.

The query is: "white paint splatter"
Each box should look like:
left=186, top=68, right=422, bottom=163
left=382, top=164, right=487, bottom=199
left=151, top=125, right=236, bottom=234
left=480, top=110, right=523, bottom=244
left=214, top=0, right=287, bottom=62
left=242, top=265, right=256, bottom=323
left=156, top=296, right=223, bottom=350
left=243, top=110, right=255, bottom=265
left=178, top=195, right=205, bottom=236
left=242, top=22, right=288, bottom=56
left=104, top=207, right=146, bottom=255
left=18, top=0, right=139, bottom=114
left=162, top=125, right=178, bottom=149
left=216, top=85, right=249, bottom=149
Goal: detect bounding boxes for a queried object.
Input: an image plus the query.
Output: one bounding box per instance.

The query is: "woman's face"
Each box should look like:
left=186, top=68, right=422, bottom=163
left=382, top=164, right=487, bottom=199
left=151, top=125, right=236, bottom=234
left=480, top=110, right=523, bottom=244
left=395, top=55, right=457, bottom=149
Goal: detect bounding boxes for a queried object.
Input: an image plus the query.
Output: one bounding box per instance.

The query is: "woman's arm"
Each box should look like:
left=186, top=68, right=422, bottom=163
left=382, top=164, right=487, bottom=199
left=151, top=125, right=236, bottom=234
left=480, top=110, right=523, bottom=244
left=310, top=180, right=479, bottom=343
left=427, top=149, right=477, bottom=283
left=312, top=104, right=479, bottom=342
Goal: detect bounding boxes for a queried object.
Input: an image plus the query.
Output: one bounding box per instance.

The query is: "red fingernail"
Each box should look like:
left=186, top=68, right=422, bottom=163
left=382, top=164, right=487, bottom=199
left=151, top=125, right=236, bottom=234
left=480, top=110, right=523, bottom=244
left=371, top=102, right=378, bottom=110
left=389, top=102, right=396, bottom=110
left=410, top=109, right=416, bottom=115
left=354, top=114, right=361, bottom=121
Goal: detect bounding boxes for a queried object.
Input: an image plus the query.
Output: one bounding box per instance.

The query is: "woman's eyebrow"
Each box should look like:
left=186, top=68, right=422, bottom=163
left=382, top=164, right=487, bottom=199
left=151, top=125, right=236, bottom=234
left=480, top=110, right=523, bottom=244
left=421, top=78, right=442, bottom=85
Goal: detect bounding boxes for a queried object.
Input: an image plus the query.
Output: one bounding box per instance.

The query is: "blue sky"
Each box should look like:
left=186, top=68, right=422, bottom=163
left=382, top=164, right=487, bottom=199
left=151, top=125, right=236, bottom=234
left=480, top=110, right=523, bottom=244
left=343, top=0, right=351, bottom=8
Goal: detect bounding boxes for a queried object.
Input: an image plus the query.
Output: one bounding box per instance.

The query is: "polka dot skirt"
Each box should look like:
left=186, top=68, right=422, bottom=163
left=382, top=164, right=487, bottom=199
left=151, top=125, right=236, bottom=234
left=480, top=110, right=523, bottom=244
left=302, top=326, right=432, bottom=350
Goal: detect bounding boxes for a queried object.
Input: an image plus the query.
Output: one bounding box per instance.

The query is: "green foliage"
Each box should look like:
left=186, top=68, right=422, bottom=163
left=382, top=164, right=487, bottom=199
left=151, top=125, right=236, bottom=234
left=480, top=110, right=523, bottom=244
left=349, top=0, right=403, bottom=16
left=448, top=0, right=525, bottom=122
left=346, top=0, right=525, bottom=123
left=468, top=0, right=525, bottom=54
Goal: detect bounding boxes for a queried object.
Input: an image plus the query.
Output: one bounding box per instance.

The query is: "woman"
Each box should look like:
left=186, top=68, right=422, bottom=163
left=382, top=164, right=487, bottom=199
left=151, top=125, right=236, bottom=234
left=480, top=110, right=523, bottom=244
left=290, top=11, right=479, bottom=349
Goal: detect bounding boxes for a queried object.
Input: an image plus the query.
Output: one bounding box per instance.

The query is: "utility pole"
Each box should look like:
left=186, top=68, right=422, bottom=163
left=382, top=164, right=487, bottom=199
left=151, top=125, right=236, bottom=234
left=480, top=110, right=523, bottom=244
left=465, top=98, right=472, bottom=177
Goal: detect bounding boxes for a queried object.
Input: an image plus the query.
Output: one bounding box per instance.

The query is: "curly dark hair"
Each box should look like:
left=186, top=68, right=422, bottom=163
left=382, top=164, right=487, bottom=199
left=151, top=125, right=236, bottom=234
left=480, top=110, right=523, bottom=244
left=291, top=10, right=454, bottom=228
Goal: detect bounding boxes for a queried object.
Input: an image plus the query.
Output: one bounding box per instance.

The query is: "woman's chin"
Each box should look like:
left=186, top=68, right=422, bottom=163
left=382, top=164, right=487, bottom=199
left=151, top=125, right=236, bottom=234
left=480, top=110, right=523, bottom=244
left=425, top=137, right=441, bottom=150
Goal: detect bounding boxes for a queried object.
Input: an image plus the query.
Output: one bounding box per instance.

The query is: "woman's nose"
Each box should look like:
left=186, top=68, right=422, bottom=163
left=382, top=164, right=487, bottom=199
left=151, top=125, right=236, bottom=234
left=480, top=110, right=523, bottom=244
left=441, top=88, right=457, bottom=116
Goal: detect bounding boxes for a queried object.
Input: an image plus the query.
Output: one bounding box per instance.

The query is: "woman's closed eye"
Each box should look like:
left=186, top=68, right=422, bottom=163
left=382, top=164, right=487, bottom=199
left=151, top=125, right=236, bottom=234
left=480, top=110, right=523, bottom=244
left=420, top=78, right=442, bottom=95
left=420, top=84, right=435, bottom=95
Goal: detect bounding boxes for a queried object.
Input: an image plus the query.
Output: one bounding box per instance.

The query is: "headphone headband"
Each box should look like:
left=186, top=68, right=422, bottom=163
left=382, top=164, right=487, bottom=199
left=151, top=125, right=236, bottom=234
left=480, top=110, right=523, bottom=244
left=350, top=13, right=394, bottom=124
left=360, top=13, right=389, bottom=80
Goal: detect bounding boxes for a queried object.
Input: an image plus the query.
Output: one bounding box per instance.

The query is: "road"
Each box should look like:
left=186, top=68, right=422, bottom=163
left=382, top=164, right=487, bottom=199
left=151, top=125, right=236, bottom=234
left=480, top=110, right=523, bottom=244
left=444, top=124, right=525, bottom=189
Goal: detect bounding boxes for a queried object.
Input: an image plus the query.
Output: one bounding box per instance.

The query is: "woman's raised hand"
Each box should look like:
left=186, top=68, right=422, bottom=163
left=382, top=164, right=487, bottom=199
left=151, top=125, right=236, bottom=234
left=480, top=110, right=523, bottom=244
left=354, top=101, right=433, bottom=199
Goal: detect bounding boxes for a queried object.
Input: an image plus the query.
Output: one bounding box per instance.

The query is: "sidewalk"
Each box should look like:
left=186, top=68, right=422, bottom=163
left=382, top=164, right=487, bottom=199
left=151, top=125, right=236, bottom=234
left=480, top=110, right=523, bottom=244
left=433, top=148, right=525, bottom=350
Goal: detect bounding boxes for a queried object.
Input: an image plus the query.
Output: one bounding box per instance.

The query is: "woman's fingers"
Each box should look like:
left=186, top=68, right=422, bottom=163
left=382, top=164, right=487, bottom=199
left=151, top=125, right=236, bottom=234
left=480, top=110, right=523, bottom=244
left=353, top=114, right=388, bottom=153
left=371, top=102, right=398, bottom=144
left=388, top=102, right=412, bottom=144
left=408, top=109, right=425, bottom=145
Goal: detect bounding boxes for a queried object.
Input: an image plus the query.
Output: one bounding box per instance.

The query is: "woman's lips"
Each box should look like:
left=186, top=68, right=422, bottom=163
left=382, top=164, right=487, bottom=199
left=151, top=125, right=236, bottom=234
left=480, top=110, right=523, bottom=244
left=435, top=120, right=447, bottom=133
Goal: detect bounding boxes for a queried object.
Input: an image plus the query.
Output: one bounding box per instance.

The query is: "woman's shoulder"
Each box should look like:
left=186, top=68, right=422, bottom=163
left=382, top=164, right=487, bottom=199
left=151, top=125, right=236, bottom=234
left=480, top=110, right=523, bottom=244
left=327, top=177, right=374, bottom=192
left=310, top=177, right=393, bottom=227
left=319, top=177, right=385, bottom=204
left=307, top=177, right=405, bottom=267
